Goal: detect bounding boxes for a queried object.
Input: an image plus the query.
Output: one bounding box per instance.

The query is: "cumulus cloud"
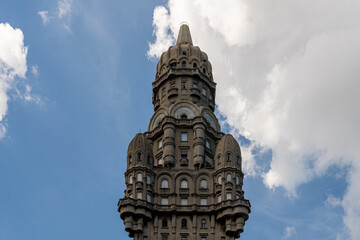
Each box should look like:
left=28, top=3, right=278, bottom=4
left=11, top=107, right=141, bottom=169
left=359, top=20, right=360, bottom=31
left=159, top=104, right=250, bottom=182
left=0, top=23, right=28, bottom=138
left=148, top=0, right=360, bottom=238
left=38, top=0, right=72, bottom=29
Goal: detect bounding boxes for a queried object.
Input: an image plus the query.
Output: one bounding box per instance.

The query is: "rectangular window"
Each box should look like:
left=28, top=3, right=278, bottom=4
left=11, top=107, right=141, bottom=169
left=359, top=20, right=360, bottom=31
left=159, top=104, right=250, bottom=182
left=200, top=198, right=207, bottom=205
left=161, top=198, right=169, bottom=205
left=193, top=82, right=198, bottom=88
left=181, top=132, right=188, bottom=141
left=147, top=194, right=151, bottom=202
left=226, top=192, right=232, bottom=200
left=202, top=88, right=207, bottom=96
left=158, top=139, right=163, bottom=149
left=217, top=195, right=221, bottom=203
left=144, top=237, right=147, bottom=240
left=137, top=192, right=142, bottom=200
left=180, top=198, right=188, bottom=206
left=181, top=151, right=188, bottom=159
left=205, top=140, right=210, bottom=149
left=182, top=82, right=186, bottom=89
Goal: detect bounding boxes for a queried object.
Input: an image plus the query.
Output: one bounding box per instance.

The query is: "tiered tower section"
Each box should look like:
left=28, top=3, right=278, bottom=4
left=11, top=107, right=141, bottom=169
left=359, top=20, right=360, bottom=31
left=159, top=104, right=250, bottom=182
left=118, top=24, right=251, bottom=240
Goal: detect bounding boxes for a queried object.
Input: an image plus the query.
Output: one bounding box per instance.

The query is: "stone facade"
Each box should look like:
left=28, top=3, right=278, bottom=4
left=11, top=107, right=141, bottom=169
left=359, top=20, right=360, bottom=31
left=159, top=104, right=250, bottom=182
left=118, top=24, right=251, bottom=240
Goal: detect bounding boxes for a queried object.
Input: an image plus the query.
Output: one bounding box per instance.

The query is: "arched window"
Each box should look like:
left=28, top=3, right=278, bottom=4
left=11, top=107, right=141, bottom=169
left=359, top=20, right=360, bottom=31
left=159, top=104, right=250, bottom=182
left=226, top=173, right=231, bottom=182
left=147, top=155, right=151, bottom=164
left=180, top=114, right=188, bottom=119
left=193, top=62, right=197, bottom=68
left=182, top=61, right=186, bottom=68
left=162, top=218, right=168, bottom=227
left=236, top=155, right=240, bottom=164
left=201, top=219, right=207, bottom=228
left=137, top=172, right=142, bottom=182
left=217, top=175, right=222, bottom=184
left=236, top=176, right=240, bottom=185
left=217, top=156, right=221, bottom=164
left=129, top=155, right=132, bottom=164
left=200, top=179, right=207, bottom=189
left=203, top=68, right=206, bottom=74
left=161, top=179, right=169, bottom=188
left=137, top=152, right=141, bottom=161
left=181, top=219, right=187, bottom=228
left=180, top=179, right=188, bottom=189
left=147, top=175, right=151, bottom=184
left=129, top=174, right=133, bottom=184
left=227, top=153, right=231, bottom=162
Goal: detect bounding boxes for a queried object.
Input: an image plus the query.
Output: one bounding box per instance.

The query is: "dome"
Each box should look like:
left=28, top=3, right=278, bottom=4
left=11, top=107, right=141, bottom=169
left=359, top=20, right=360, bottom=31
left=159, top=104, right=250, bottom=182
left=127, top=133, right=153, bottom=167
left=155, top=24, right=213, bottom=82
left=215, top=134, right=242, bottom=169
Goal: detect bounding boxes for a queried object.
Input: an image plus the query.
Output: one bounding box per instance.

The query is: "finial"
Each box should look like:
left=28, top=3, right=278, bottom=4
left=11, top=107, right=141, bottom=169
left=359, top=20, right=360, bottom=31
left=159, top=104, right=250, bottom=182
left=176, top=23, right=193, bottom=45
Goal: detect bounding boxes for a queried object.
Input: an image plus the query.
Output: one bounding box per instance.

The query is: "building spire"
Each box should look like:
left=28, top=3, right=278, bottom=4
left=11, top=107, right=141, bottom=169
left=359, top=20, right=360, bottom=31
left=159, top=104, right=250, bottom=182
left=176, top=24, right=193, bottom=45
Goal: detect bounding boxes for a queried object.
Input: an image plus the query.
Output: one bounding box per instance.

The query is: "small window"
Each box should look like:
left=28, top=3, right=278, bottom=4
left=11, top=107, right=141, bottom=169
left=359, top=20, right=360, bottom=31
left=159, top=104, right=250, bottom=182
left=171, top=83, right=175, bottom=88
left=137, top=173, right=142, bottom=182
left=236, top=156, right=240, bottom=164
left=161, top=198, right=169, bottom=205
left=147, top=194, right=151, bottom=202
left=129, top=155, right=132, bottom=163
left=162, top=236, right=168, bottom=240
left=217, top=195, right=221, bottom=203
left=180, top=179, right=188, bottom=189
left=203, top=68, right=206, bottom=74
left=182, top=61, right=186, bottom=68
left=129, top=174, right=133, bottom=184
left=137, top=192, right=142, bottom=199
left=181, top=82, right=186, bottom=89
left=137, top=152, right=141, bottom=161
left=183, top=51, right=186, bottom=55
left=205, top=140, right=210, bottom=149
left=201, top=237, right=206, bottom=240
left=144, top=237, right=147, bottom=240
left=221, top=237, right=225, bottom=240
left=147, top=175, right=151, bottom=184
left=226, top=192, right=232, bottom=200
left=180, top=198, right=188, bottom=205
left=158, top=139, right=163, bottom=149
left=180, top=114, right=188, bottom=119
left=227, top=153, right=231, bottom=162
left=209, top=94, right=212, bottom=100
left=162, top=88, right=166, bottom=97
left=147, top=155, right=151, bottom=164
left=181, top=132, right=188, bottom=141
left=200, top=179, right=207, bottom=189
left=193, top=62, right=197, bottom=68
left=202, top=88, right=207, bottom=96
left=162, top=218, right=168, bottom=227
left=161, top=179, right=169, bottom=188
left=181, top=151, right=188, bottom=159
left=217, top=175, right=222, bottom=184
left=226, top=173, right=231, bottom=182
left=181, top=219, right=187, bottom=228
left=200, top=198, right=207, bottom=205
left=217, top=156, right=221, bottom=164
left=236, top=194, right=240, bottom=199
left=236, top=176, right=240, bottom=185
left=201, top=219, right=207, bottom=228
left=170, top=62, right=177, bottom=68
left=193, top=82, right=198, bottom=89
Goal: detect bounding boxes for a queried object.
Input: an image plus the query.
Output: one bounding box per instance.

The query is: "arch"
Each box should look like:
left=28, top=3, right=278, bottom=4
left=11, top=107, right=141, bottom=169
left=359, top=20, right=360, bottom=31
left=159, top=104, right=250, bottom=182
left=217, top=175, right=222, bottom=184
left=226, top=173, right=231, bottom=182
left=180, top=179, right=188, bottom=189
left=174, top=107, right=195, bottom=119
left=200, top=179, right=207, bottom=189
left=151, top=113, right=165, bottom=130
left=129, top=174, right=133, bottom=184
left=161, top=179, right=169, bottom=188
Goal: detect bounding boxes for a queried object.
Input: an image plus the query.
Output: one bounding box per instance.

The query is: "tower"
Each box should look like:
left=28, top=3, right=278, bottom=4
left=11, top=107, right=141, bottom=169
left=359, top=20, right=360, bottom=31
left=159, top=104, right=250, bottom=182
left=118, top=24, right=251, bottom=240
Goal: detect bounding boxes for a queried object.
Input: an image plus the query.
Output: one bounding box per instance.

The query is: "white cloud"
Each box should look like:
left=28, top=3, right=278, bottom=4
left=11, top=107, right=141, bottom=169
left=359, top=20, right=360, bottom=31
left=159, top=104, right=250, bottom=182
left=326, top=194, right=342, bottom=207
left=38, top=0, right=72, bottom=29
left=282, top=226, right=296, bottom=240
left=148, top=0, right=360, bottom=238
left=38, top=11, right=50, bottom=25
left=0, top=22, right=28, bottom=138
left=58, top=0, right=72, bottom=19
left=31, top=65, right=39, bottom=77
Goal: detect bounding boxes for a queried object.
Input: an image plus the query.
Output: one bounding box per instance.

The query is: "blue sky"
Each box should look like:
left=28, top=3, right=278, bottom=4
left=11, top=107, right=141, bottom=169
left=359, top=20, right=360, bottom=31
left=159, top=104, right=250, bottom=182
left=1, top=0, right=359, bottom=239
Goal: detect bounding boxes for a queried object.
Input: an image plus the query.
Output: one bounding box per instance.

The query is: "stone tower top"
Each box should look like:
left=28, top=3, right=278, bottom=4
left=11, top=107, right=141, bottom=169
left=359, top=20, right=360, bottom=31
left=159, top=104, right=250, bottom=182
left=176, top=24, right=193, bottom=45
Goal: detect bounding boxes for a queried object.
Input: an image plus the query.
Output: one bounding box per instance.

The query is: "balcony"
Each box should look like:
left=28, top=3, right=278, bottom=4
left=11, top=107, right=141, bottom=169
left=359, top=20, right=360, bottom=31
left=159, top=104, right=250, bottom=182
left=167, top=87, right=178, bottom=99
left=215, top=184, right=222, bottom=194
left=160, top=188, right=170, bottom=194
left=225, top=182, right=233, bottom=190
left=190, top=88, right=201, bottom=99
left=180, top=158, right=189, bottom=167
left=136, top=182, right=143, bottom=189
left=199, top=187, right=209, bottom=194
left=179, top=188, right=189, bottom=195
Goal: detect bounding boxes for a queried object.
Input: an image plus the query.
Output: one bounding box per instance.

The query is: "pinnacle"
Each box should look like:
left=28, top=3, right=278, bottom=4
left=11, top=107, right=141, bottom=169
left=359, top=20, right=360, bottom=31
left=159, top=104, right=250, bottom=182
left=176, top=24, right=193, bottom=45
